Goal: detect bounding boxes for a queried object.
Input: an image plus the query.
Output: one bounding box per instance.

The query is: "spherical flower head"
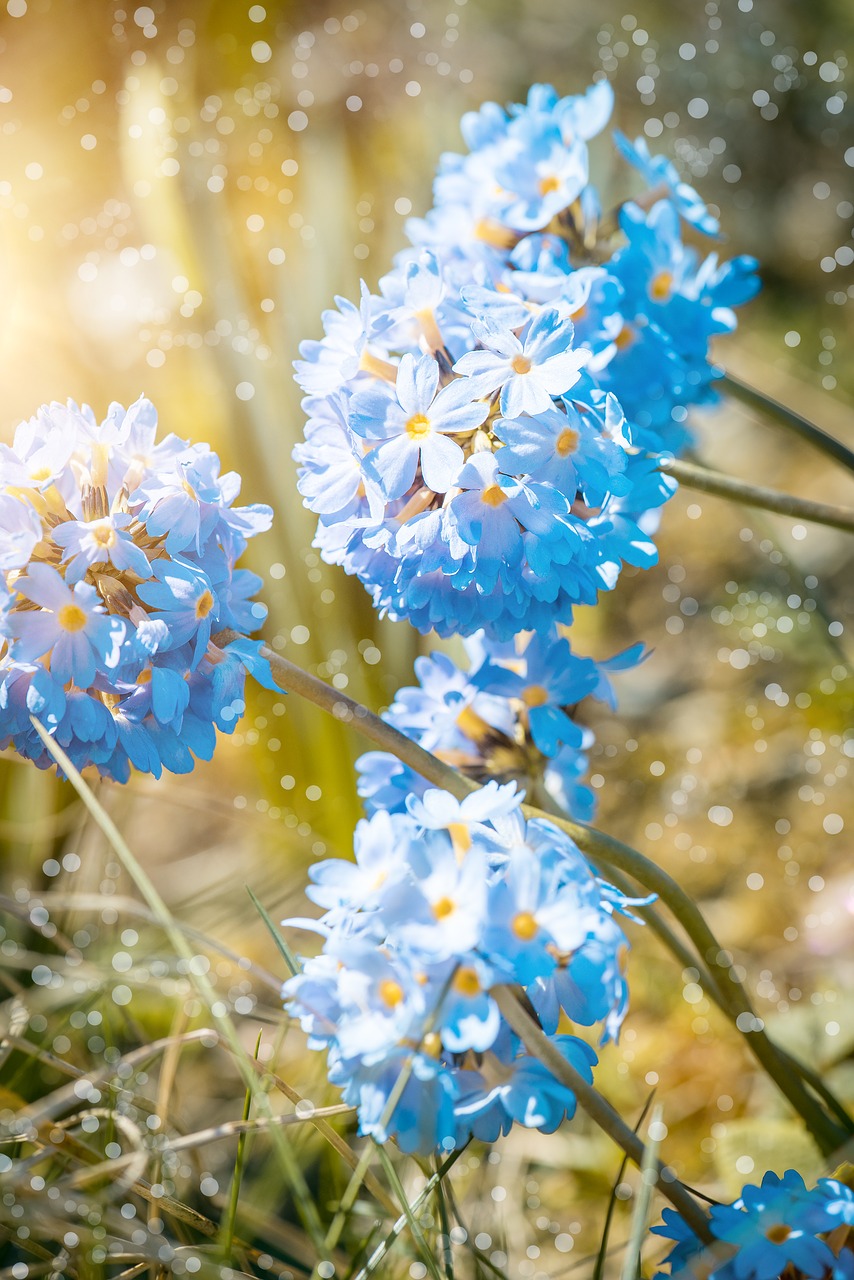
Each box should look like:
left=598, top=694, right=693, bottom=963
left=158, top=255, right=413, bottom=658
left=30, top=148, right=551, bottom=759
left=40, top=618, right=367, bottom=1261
left=285, top=788, right=635, bottom=1153
left=294, top=246, right=658, bottom=641
left=0, top=396, right=272, bottom=779
left=357, top=627, right=642, bottom=823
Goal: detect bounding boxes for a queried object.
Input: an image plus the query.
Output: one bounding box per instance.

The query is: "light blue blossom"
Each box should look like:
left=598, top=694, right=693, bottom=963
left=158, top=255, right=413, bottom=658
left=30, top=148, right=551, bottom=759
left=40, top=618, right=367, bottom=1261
left=284, top=789, right=635, bottom=1154
left=454, top=309, right=588, bottom=417
left=0, top=397, right=272, bottom=779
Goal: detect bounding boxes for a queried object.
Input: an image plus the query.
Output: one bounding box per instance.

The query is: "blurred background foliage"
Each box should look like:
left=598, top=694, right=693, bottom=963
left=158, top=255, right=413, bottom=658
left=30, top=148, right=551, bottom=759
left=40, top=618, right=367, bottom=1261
left=0, top=0, right=853, bottom=1276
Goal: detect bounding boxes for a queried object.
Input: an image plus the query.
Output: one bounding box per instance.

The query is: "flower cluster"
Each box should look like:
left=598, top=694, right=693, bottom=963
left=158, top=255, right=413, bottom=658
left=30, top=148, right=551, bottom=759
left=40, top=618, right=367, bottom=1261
left=294, top=81, right=759, bottom=638
left=0, top=397, right=274, bottom=780
left=357, top=625, right=644, bottom=821
left=284, top=783, right=634, bottom=1153
left=653, top=1170, right=854, bottom=1280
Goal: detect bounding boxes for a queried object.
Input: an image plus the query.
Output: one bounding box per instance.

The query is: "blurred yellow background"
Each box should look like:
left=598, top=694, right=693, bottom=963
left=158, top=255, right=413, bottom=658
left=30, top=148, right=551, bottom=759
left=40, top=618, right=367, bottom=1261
left=1, top=0, right=853, bottom=1275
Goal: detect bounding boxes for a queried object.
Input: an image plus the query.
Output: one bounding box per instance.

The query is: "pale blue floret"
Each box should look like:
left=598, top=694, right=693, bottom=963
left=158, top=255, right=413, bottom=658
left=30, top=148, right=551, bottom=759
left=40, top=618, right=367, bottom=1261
left=51, top=514, right=152, bottom=583
left=613, top=130, right=721, bottom=237
left=7, top=563, right=124, bottom=687
left=349, top=352, right=487, bottom=498
left=454, top=308, right=588, bottom=417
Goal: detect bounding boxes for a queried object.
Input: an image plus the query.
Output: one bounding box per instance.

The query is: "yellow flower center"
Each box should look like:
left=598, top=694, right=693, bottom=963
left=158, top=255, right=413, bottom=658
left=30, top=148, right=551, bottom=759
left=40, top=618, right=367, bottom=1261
left=555, top=427, right=579, bottom=457
left=481, top=484, right=508, bottom=507
left=649, top=270, right=674, bottom=302
left=378, top=979, right=404, bottom=1008
left=522, top=684, right=549, bottom=708
left=511, top=355, right=532, bottom=375
left=452, top=966, right=481, bottom=996
left=512, top=911, right=539, bottom=941
left=764, top=1225, right=792, bottom=1245
left=614, top=324, right=636, bottom=351
left=92, top=522, right=117, bottom=548
left=447, top=822, right=472, bottom=857
left=29, top=466, right=53, bottom=483
left=405, top=413, right=432, bottom=440
left=421, top=1032, right=443, bottom=1058
left=58, top=604, right=88, bottom=633
left=433, top=896, right=456, bottom=920
left=195, top=589, right=214, bottom=620
left=538, top=174, right=561, bottom=196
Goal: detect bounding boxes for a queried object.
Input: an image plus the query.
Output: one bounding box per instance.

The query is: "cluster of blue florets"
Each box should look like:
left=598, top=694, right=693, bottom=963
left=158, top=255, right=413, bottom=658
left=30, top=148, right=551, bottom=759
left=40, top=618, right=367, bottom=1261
left=653, top=1170, right=854, bottom=1280
left=294, top=80, right=759, bottom=639
left=357, top=625, right=644, bottom=821
left=0, top=396, right=275, bottom=779
left=284, top=782, right=635, bottom=1153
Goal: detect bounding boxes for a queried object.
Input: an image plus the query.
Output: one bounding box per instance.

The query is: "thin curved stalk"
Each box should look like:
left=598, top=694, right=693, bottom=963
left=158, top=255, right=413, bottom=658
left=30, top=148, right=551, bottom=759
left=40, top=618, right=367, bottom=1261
left=243, top=644, right=851, bottom=1153
left=535, top=812, right=849, bottom=1157
left=722, top=372, right=854, bottom=477
left=493, top=986, right=712, bottom=1241
left=660, top=455, right=854, bottom=535
left=655, top=456, right=854, bottom=534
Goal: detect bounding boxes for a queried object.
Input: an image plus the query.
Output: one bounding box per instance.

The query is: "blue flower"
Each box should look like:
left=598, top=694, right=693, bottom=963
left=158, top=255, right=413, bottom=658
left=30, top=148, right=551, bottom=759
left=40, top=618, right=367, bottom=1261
left=614, top=131, right=721, bottom=237
left=7, top=563, right=124, bottom=687
left=454, top=309, right=588, bottom=417
left=652, top=1170, right=854, bottom=1280
left=0, top=397, right=271, bottom=779
left=284, top=790, right=635, bottom=1153
left=52, top=514, right=152, bottom=584
left=349, top=352, right=487, bottom=498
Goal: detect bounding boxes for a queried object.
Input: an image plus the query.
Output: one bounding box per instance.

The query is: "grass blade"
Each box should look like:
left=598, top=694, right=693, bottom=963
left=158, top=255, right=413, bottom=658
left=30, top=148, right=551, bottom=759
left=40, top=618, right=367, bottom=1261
left=620, top=1104, right=664, bottom=1280
left=373, top=1143, right=444, bottom=1280
left=246, top=884, right=301, bottom=977
left=220, top=1029, right=263, bottom=1260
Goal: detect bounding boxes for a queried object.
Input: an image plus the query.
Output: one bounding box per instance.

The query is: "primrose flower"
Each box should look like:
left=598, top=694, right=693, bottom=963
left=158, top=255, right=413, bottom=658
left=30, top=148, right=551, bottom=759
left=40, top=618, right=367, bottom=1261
left=0, top=396, right=273, bottom=779
left=296, top=83, right=758, bottom=638
left=652, top=1170, right=854, bottom=1280
left=284, top=786, right=636, bottom=1154
left=357, top=626, right=642, bottom=820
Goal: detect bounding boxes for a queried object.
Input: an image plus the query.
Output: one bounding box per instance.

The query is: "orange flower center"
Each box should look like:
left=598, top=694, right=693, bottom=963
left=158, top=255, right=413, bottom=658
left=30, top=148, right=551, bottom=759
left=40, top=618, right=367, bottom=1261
left=522, top=684, right=549, bottom=708
left=481, top=484, right=509, bottom=507
left=649, top=270, right=674, bottom=302
left=555, top=427, right=579, bottom=457
left=195, top=589, right=214, bottom=620
left=512, top=911, right=539, bottom=940
left=765, top=1225, right=793, bottom=1245
left=453, top=966, right=481, bottom=996
left=378, top=979, right=404, bottom=1008
left=511, top=355, right=532, bottom=375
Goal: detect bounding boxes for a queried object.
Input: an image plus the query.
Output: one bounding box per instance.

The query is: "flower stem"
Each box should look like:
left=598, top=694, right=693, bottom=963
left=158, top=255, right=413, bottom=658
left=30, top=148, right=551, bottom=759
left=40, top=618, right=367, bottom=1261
left=655, top=456, right=854, bottom=534
left=544, top=814, right=850, bottom=1157
left=722, top=372, right=854, bottom=477
left=246, top=643, right=852, bottom=1155
left=492, top=986, right=712, bottom=1241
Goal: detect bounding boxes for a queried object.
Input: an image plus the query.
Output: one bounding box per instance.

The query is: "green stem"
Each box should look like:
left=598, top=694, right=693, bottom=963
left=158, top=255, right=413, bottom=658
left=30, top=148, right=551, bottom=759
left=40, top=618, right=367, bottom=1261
left=247, top=644, right=852, bottom=1153
left=492, top=986, right=712, bottom=1241
left=541, top=813, right=848, bottom=1157
left=655, top=456, right=854, bottom=534
left=722, top=372, right=854, bottom=477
